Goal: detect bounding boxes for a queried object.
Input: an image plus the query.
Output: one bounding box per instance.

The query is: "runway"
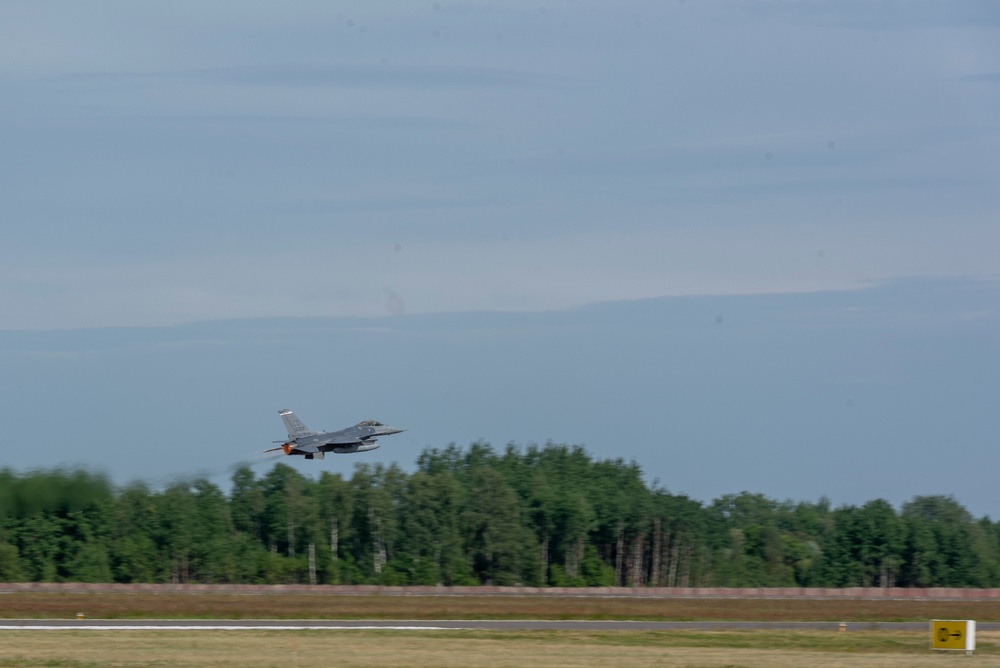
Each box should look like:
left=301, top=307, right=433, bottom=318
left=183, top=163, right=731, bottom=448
left=4, top=619, right=998, bottom=631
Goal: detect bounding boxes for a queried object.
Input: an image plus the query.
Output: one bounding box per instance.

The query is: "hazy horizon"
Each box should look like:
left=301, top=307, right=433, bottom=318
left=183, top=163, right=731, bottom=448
left=3, top=276, right=997, bottom=517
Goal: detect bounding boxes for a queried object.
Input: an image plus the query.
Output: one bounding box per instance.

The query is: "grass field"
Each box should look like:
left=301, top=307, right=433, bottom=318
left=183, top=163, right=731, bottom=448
left=0, top=629, right=998, bottom=667
left=3, top=593, right=997, bottom=666
left=1, top=592, right=999, bottom=621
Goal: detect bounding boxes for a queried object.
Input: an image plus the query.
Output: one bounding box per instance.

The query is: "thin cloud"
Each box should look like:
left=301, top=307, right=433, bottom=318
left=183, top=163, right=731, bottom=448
left=960, top=72, right=1000, bottom=84
left=737, top=0, right=1000, bottom=30
left=501, top=126, right=997, bottom=200
left=44, top=63, right=569, bottom=91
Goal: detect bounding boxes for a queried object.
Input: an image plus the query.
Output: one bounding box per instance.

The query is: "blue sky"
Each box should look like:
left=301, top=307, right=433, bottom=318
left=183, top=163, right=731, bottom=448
left=1, top=2, right=998, bottom=513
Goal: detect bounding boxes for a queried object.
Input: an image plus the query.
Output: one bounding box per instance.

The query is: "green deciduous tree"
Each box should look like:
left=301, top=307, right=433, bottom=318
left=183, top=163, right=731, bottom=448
left=0, top=454, right=998, bottom=589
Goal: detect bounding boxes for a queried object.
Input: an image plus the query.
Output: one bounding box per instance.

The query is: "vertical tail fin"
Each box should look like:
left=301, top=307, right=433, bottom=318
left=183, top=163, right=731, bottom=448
left=279, top=409, right=316, bottom=439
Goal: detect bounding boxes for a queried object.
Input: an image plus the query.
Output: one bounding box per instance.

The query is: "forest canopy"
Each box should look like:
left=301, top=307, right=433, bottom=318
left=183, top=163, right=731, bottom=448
left=1, top=443, right=997, bottom=587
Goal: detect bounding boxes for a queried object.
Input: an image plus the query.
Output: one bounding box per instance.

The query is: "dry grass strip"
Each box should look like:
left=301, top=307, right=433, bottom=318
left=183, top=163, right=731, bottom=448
left=2, top=592, right=1000, bottom=621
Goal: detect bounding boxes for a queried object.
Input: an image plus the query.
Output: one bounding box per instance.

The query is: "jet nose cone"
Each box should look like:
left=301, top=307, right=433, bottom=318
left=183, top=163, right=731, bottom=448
left=385, top=426, right=405, bottom=435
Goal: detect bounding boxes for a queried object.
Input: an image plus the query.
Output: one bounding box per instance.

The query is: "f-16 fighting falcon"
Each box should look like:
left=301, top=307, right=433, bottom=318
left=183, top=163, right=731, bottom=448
left=264, top=409, right=405, bottom=460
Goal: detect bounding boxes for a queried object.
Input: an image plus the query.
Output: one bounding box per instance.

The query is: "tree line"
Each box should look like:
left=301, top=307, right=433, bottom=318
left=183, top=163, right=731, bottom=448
left=1, top=443, right=998, bottom=587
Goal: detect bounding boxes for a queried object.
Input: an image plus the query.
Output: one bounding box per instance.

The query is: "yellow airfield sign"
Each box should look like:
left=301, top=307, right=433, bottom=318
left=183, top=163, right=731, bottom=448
left=930, top=620, right=975, bottom=654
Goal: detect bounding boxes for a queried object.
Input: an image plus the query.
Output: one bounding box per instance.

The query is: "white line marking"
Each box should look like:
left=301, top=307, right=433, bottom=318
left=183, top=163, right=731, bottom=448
left=0, top=625, right=458, bottom=631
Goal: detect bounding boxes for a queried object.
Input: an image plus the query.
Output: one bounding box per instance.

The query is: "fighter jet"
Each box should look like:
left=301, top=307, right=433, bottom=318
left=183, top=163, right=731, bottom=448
left=264, top=409, right=404, bottom=460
